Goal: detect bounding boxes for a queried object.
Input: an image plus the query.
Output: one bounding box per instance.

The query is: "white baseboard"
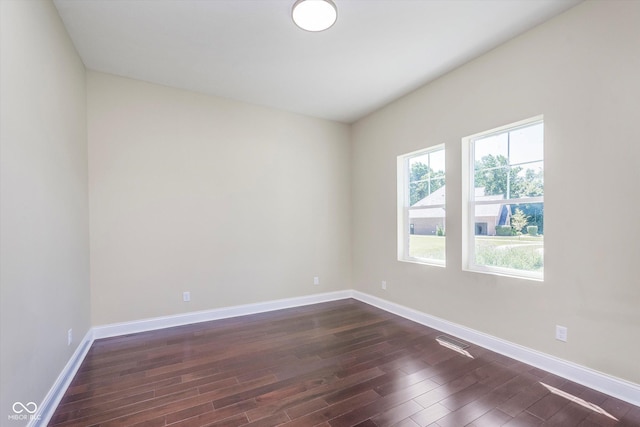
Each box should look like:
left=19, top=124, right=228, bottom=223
left=92, top=290, right=353, bottom=339
left=31, top=329, right=94, bottom=427
left=350, top=290, right=640, bottom=407
left=35, top=288, right=639, bottom=426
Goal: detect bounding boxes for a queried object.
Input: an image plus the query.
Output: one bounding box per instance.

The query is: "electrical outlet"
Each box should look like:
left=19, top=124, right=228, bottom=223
left=183, top=291, right=191, bottom=302
left=381, top=281, right=387, bottom=290
left=555, top=325, right=567, bottom=342
left=67, top=329, right=73, bottom=346
left=313, top=276, right=320, bottom=285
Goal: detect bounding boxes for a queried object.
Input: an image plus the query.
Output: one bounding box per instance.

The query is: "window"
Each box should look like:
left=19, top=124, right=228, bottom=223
left=398, top=145, right=446, bottom=265
left=463, top=117, right=544, bottom=280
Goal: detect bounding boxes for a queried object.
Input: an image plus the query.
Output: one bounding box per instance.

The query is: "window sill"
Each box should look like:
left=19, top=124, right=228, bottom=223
left=399, top=258, right=446, bottom=268
left=464, top=265, right=543, bottom=282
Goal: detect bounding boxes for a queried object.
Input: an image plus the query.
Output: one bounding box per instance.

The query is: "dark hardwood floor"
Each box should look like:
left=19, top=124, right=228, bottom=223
left=50, top=299, right=639, bottom=426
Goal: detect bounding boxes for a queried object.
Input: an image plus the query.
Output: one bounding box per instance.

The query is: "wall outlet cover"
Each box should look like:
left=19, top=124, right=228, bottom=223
left=556, top=325, right=568, bottom=342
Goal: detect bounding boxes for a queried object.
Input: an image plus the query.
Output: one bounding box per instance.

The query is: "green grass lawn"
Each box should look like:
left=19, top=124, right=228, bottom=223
left=409, top=235, right=445, bottom=260
left=409, top=234, right=544, bottom=272
left=475, top=235, right=543, bottom=272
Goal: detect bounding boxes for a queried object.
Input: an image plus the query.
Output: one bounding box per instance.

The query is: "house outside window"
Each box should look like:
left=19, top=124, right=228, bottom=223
left=398, top=145, right=445, bottom=266
left=462, top=117, right=544, bottom=280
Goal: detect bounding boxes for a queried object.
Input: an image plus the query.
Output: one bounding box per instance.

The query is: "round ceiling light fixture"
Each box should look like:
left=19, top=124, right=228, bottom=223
left=292, top=0, right=337, bottom=32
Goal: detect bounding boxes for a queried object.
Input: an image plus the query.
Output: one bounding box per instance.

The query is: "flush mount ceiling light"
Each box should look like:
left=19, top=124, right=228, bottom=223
left=292, top=0, right=337, bottom=32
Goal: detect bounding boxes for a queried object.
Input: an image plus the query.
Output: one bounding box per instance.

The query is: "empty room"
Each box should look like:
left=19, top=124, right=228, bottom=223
left=1, top=0, right=639, bottom=426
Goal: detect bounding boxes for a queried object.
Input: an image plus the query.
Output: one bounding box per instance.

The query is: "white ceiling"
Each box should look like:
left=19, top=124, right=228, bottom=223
left=54, top=0, right=581, bottom=123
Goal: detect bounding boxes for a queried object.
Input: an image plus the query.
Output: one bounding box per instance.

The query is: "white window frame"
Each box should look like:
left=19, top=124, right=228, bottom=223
left=397, top=144, right=446, bottom=267
left=462, top=116, right=544, bottom=281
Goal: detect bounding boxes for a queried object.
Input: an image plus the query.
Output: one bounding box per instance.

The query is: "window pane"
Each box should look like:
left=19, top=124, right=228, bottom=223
left=409, top=153, right=430, bottom=205
left=400, top=145, right=445, bottom=266
left=409, top=206, right=445, bottom=260
left=475, top=132, right=508, bottom=163
left=408, top=151, right=445, bottom=206
left=473, top=202, right=544, bottom=272
left=466, top=118, right=544, bottom=279
left=474, top=164, right=509, bottom=198
left=512, top=202, right=544, bottom=235
left=409, top=154, right=431, bottom=183
left=514, top=161, right=544, bottom=198
left=474, top=123, right=544, bottom=200
left=410, top=234, right=446, bottom=261
left=411, top=185, right=445, bottom=207
left=430, top=149, right=445, bottom=174
left=509, top=122, right=544, bottom=165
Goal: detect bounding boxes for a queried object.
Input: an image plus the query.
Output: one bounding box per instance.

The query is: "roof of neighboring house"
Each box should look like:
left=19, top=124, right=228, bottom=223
left=475, top=194, right=505, bottom=217
left=412, top=185, right=446, bottom=207
left=410, top=207, right=446, bottom=219
left=409, top=186, right=445, bottom=219
left=409, top=186, right=507, bottom=219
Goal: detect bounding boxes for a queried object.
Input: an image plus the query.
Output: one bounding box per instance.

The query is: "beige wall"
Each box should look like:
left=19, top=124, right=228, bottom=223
left=351, top=0, right=640, bottom=384
left=87, top=72, right=351, bottom=325
left=0, top=0, right=90, bottom=420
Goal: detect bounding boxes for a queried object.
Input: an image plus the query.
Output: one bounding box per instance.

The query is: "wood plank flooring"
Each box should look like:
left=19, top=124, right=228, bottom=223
left=50, top=299, right=640, bottom=426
